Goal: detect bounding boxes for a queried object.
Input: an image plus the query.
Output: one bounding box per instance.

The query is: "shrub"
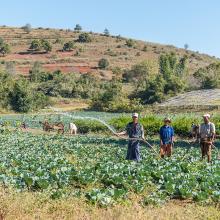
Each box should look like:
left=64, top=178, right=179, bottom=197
left=98, top=58, right=109, bottom=69
left=63, top=41, right=75, bottom=51
left=77, top=33, right=92, bottom=43
left=125, top=39, right=135, bottom=47
left=29, top=39, right=52, bottom=53
left=0, top=38, right=10, bottom=56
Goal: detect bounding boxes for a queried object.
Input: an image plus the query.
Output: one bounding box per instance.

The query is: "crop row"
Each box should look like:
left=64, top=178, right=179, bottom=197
left=0, top=132, right=219, bottom=206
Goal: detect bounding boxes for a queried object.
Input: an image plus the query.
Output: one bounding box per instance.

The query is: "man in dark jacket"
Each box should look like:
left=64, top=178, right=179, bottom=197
left=116, top=113, right=144, bottom=161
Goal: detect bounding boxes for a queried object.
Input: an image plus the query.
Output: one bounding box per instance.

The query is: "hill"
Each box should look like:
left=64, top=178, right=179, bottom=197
left=0, top=26, right=218, bottom=79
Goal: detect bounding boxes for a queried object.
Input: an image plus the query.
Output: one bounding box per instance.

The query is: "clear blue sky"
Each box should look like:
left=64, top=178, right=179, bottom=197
left=1, top=0, right=220, bottom=57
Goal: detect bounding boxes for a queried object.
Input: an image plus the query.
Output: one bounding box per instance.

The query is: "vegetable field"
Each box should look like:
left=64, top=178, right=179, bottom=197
left=0, top=132, right=219, bottom=207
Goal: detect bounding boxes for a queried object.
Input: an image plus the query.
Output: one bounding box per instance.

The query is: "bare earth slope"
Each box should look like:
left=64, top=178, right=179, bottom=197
left=159, top=89, right=220, bottom=107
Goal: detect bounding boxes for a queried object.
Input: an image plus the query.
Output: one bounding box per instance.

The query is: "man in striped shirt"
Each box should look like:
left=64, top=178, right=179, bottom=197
left=198, top=114, right=216, bottom=163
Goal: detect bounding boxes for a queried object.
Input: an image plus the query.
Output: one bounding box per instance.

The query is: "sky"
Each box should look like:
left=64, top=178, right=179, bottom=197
left=1, top=0, right=220, bottom=57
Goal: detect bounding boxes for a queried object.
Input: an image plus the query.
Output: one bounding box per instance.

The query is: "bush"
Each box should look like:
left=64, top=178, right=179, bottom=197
left=98, top=58, right=109, bottom=69
left=77, top=33, right=92, bottom=43
left=29, top=39, right=52, bottom=53
left=63, top=41, right=75, bottom=51
left=193, top=63, right=220, bottom=89
left=41, top=40, right=52, bottom=52
left=125, top=39, right=135, bottom=47
left=30, top=39, right=41, bottom=51
left=0, top=38, right=10, bottom=56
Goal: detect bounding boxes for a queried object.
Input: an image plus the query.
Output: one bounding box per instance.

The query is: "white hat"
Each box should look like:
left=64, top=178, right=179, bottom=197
left=132, top=113, right=139, bottom=118
left=203, top=114, right=210, bottom=118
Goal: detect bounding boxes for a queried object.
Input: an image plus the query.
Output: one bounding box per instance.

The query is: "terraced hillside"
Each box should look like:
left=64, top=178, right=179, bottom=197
left=0, top=26, right=218, bottom=79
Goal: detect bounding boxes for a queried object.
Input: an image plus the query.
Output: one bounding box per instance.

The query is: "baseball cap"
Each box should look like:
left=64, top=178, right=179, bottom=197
left=132, top=113, right=139, bottom=118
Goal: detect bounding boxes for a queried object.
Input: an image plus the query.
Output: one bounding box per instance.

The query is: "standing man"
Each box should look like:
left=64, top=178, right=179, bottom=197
left=159, top=118, right=174, bottom=158
left=198, top=114, right=215, bottom=163
left=116, top=113, right=144, bottom=162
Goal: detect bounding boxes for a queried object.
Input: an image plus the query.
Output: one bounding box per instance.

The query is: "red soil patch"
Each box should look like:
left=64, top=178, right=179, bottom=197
left=17, top=64, right=92, bottom=75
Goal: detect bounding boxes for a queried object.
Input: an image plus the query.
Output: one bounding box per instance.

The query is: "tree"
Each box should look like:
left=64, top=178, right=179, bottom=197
left=30, top=39, right=41, bottom=51
left=125, top=39, right=135, bottom=47
left=0, top=43, right=10, bottom=56
left=22, top=23, right=32, bottom=34
left=184, top=43, right=189, bottom=50
left=74, top=24, right=82, bottom=31
left=98, top=58, right=109, bottom=69
left=29, top=61, right=43, bottom=81
left=41, top=40, right=52, bottom=52
left=9, top=80, right=33, bottom=112
left=63, top=41, right=75, bottom=51
left=104, top=28, right=110, bottom=36
left=77, top=33, right=92, bottom=43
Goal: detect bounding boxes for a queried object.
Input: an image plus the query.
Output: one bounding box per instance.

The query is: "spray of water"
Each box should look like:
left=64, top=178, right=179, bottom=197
left=50, top=107, right=117, bottom=134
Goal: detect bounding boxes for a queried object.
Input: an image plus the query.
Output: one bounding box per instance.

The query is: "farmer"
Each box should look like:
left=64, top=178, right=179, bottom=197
left=159, top=118, right=174, bottom=158
left=69, top=122, right=77, bottom=135
left=198, top=114, right=215, bottom=163
left=116, top=113, right=144, bottom=162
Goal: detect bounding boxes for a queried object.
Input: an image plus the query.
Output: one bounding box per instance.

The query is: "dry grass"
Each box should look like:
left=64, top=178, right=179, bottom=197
left=0, top=187, right=219, bottom=220
left=0, top=26, right=218, bottom=80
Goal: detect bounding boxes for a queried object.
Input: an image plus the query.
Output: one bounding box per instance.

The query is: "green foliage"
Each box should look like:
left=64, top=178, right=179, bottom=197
left=135, top=52, right=188, bottom=104
left=125, top=39, right=135, bottom=47
left=0, top=132, right=219, bottom=206
left=77, top=33, right=92, bottom=43
left=29, top=61, right=43, bottom=81
left=29, top=39, right=52, bottom=53
left=98, top=58, right=109, bottom=69
left=104, top=28, right=110, bottom=36
left=30, top=39, right=42, bottom=51
left=193, top=63, right=220, bottom=89
left=0, top=38, right=10, bottom=56
left=0, top=71, right=14, bottom=108
left=123, top=60, right=157, bottom=85
left=74, top=24, right=82, bottom=31
left=41, top=39, right=52, bottom=52
left=63, top=41, right=75, bottom=51
left=9, top=80, right=33, bottom=112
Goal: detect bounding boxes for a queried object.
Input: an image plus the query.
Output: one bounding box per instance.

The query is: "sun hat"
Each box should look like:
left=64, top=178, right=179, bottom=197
left=203, top=113, right=210, bottom=118
left=164, top=117, right=171, bottom=123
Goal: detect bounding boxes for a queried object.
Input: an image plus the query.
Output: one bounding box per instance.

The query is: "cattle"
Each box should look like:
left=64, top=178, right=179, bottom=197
left=69, top=122, right=77, bottom=135
left=40, top=121, right=64, bottom=134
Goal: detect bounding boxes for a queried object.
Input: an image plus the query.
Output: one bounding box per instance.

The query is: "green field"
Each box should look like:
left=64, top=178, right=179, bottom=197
left=0, top=132, right=219, bottom=206
left=0, top=112, right=220, bottom=219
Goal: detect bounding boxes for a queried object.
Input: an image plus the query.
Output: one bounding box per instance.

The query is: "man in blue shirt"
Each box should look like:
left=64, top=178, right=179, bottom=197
left=159, top=117, right=174, bottom=158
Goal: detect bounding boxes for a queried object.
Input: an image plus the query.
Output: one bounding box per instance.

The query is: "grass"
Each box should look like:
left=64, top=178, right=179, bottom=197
left=0, top=186, right=219, bottom=220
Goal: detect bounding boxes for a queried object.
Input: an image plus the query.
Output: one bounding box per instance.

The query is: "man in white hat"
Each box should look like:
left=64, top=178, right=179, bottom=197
left=116, top=113, right=144, bottom=161
left=198, top=114, right=215, bottom=162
